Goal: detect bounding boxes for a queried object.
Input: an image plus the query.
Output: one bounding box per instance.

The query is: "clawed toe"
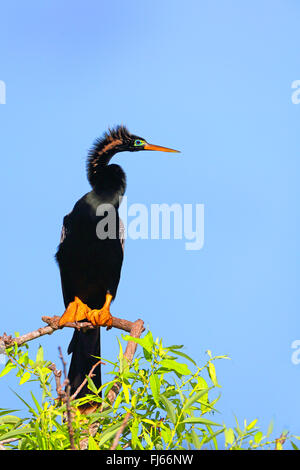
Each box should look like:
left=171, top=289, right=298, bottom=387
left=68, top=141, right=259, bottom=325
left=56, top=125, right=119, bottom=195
left=59, top=297, right=90, bottom=326
left=59, top=293, right=114, bottom=329
left=87, top=307, right=113, bottom=328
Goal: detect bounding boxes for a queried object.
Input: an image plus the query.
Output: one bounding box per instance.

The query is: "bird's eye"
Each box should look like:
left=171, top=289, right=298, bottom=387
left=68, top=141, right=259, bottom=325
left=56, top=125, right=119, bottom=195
left=134, top=139, right=144, bottom=146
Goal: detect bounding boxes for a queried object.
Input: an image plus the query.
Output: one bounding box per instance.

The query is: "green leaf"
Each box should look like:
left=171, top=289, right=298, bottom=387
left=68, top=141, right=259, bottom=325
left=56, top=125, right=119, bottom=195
left=181, top=417, right=222, bottom=426
left=0, top=426, right=35, bottom=441
left=130, top=418, right=140, bottom=450
left=0, top=414, right=22, bottom=425
left=213, top=355, right=230, bottom=360
left=183, top=388, right=211, bottom=411
left=143, top=331, right=154, bottom=350
left=208, top=361, right=220, bottom=387
left=254, top=431, right=263, bottom=444
left=88, top=408, right=113, bottom=424
left=160, top=425, right=172, bottom=445
left=141, top=418, right=156, bottom=427
left=98, top=422, right=125, bottom=447
left=121, top=335, right=153, bottom=353
left=190, top=429, right=202, bottom=449
left=247, top=419, right=258, bottom=431
left=206, top=424, right=219, bottom=449
left=19, top=371, right=31, bottom=385
left=131, top=393, right=137, bottom=408
left=35, top=345, right=44, bottom=364
left=87, top=376, right=98, bottom=394
left=117, top=337, right=124, bottom=361
left=266, top=419, right=274, bottom=437
left=0, top=361, right=16, bottom=378
left=160, top=396, right=177, bottom=425
left=168, top=349, right=197, bottom=366
left=233, top=414, right=243, bottom=437
left=123, top=382, right=130, bottom=404
left=143, top=426, right=154, bottom=449
left=11, top=390, right=38, bottom=417
left=203, top=427, right=225, bottom=447
left=113, top=392, right=123, bottom=410
left=159, top=359, right=191, bottom=376
left=149, top=374, right=160, bottom=405
left=0, top=409, right=20, bottom=417
left=224, top=427, right=235, bottom=446
left=143, top=348, right=152, bottom=361
left=30, top=392, right=43, bottom=414
left=88, top=436, right=100, bottom=450
left=18, top=352, right=29, bottom=366
left=195, top=376, right=209, bottom=409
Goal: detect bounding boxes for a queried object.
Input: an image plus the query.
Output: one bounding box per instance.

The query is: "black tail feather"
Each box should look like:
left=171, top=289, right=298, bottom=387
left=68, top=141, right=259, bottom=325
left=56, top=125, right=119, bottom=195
left=67, top=328, right=101, bottom=398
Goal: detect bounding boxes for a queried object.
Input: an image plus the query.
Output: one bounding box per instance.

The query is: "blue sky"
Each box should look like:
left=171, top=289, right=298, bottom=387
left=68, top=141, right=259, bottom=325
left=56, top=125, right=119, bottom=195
left=0, top=0, right=299, bottom=446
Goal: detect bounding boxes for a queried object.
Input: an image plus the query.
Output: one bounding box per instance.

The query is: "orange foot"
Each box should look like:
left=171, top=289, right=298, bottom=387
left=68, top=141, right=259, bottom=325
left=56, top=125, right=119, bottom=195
left=58, top=296, right=90, bottom=326
left=59, top=293, right=113, bottom=329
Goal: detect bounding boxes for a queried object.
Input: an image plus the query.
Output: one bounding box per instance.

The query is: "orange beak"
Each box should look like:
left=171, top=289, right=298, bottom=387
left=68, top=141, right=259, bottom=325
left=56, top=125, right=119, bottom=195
left=143, top=143, right=180, bottom=153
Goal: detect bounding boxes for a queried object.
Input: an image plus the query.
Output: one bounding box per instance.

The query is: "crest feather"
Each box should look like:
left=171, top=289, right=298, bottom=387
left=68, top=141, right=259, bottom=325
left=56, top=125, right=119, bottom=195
left=87, top=125, right=131, bottom=187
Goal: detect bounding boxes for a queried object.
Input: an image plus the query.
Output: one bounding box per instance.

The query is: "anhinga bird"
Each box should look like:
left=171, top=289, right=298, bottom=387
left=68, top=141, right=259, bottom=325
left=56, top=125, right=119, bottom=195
left=56, top=125, right=179, bottom=399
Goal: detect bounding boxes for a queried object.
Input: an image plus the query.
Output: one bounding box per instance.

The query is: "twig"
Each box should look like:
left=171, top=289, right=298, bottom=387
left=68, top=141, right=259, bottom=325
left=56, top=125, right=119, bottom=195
left=58, top=346, right=76, bottom=451
left=71, top=359, right=104, bottom=400
left=0, top=315, right=142, bottom=350
left=48, top=362, right=65, bottom=401
left=110, top=412, right=131, bottom=450
left=0, top=437, right=20, bottom=450
left=107, top=319, right=144, bottom=405
left=275, top=432, right=287, bottom=450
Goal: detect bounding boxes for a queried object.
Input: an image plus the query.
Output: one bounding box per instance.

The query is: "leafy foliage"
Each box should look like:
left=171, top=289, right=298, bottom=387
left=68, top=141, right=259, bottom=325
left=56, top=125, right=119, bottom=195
left=0, top=331, right=295, bottom=450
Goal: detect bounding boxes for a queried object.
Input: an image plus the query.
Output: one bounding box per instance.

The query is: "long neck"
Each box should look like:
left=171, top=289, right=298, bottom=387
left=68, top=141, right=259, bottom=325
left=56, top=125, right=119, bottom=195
left=93, top=164, right=126, bottom=208
left=87, top=133, right=123, bottom=185
left=87, top=135, right=126, bottom=207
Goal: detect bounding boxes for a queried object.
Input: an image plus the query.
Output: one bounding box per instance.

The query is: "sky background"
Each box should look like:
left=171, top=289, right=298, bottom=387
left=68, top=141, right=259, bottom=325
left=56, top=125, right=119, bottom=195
left=0, top=0, right=299, bottom=448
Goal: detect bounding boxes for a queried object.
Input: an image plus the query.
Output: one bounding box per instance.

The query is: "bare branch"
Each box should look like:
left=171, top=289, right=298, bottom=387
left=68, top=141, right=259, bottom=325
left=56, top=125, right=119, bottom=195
left=71, top=359, right=104, bottom=401
left=0, top=315, right=144, bottom=350
left=48, top=362, right=65, bottom=401
left=58, top=346, right=76, bottom=451
left=110, top=412, right=131, bottom=450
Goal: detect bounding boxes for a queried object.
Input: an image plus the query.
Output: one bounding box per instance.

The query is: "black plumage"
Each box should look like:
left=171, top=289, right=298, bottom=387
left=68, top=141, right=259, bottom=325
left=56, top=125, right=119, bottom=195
left=55, top=125, right=179, bottom=400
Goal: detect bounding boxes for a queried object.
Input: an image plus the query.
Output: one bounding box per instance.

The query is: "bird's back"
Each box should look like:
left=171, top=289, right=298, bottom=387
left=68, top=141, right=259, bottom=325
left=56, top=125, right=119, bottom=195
left=55, top=190, right=124, bottom=310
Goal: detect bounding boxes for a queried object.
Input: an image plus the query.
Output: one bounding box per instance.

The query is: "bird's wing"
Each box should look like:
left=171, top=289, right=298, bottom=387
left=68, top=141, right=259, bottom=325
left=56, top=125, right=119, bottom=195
left=60, top=215, right=125, bottom=251
left=59, top=224, right=67, bottom=244
left=119, top=217, right=125, bottom=254
left=56, top=214, right=74, bottom=307
left=59, top=213, right=71, bottom=244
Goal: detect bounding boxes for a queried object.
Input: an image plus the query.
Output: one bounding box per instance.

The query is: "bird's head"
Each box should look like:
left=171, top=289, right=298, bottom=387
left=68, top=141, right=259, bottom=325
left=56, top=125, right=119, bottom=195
left=87, top=125, right=180, bottom=187
left=98, top=125, right=179, bottom=154
left=122, top=131, right=180, bottom=154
